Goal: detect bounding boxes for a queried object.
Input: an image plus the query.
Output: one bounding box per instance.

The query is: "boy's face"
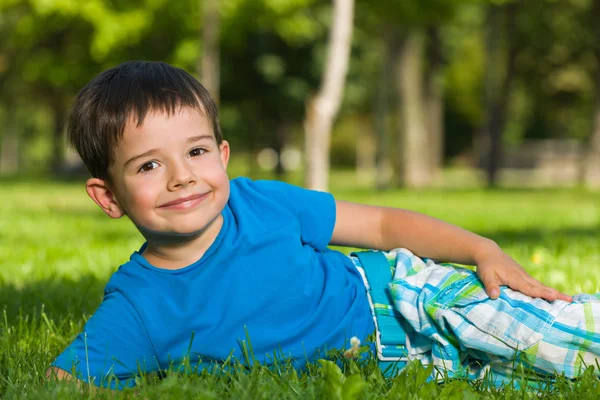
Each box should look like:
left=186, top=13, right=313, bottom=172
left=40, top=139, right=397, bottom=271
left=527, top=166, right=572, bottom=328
left=90, top=108, right=230, bottom=241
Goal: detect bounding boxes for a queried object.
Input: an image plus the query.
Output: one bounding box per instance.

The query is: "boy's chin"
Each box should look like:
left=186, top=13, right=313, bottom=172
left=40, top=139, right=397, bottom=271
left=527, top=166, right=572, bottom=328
left=136, top=216, right=222, bottom=243
left=139, top=227, right=207, bottom=242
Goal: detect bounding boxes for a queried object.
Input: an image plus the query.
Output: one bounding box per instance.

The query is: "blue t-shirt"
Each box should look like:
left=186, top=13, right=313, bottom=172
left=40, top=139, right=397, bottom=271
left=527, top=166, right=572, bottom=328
left=52, top=177, right=374, bottom=388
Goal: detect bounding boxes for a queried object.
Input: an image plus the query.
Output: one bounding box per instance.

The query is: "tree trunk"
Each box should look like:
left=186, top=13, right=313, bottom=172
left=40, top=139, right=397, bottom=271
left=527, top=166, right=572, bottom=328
left=355, top=116, right=376, bottom=184
left=396, top=30, right=431, bottom=188
left=304, top=0, right=354, bottom=192
left=582, top=1, right=600, bottom=187
left=50, top=101, right=67, bottom=173
left=425, top=26, right=444, bottom=178
left=582, top=88, right=600, bottom=187
left=0, top=107, right=19, bottom=175
left=481, top=5, right=502, bottom=187
left=373, top=29, right=398, bottom=191
left=248, top=144, right=258, bottom=179
left=199, top=0, right=220, bottom=106
left=582, top=56, right=600, bottom=185
left=481, top=3, right=519, bottom=187
left=274, top=121, right=288, bottom=179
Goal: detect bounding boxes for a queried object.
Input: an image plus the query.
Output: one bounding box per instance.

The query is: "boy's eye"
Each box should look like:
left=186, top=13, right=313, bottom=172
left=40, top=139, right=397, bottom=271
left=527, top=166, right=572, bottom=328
left=138, top=161, right=159, bottom=173
left=189, top=147, right=206, bottom=157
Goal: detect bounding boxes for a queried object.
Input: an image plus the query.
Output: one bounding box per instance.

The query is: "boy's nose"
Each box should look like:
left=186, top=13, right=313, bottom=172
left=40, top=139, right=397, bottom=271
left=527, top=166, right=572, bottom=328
left=167, top=162, right=197, bottom=190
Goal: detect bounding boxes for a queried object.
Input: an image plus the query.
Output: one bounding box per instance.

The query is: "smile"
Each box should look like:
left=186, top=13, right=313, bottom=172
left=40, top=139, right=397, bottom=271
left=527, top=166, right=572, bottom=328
left=159, top=193, right=208, bottom=210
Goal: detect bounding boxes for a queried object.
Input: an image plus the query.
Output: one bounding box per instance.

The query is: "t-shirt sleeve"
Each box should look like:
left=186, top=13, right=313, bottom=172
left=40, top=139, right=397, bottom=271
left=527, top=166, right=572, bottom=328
left=51, top=290, right=156, bottom=389
left=248, top=179, right=336, bottom=250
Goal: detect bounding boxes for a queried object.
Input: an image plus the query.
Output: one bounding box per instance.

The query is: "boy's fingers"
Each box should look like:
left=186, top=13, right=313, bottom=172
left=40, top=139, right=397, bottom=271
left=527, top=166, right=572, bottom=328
left=478, top=265, right=572, bottom=303
left=507, top=274, right=550, bottom=299
left=556, top=292, right=573, bottom=302
left=537, top=284, right=572, bottom=303
left=478, top=269, right=501, bottom=299
left=506, top=274, right=573, bottom=303
left=487, top=285, right=500, bottom=299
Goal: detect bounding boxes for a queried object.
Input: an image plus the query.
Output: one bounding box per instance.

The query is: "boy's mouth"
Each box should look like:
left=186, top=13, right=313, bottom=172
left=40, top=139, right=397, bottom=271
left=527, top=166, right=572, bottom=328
left=159, top=193, right=208, bottom=209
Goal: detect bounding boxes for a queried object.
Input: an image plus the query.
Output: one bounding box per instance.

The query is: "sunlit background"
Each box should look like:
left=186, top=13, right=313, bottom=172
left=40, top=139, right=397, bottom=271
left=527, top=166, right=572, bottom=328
left=1, top=0, right=599, bottom=190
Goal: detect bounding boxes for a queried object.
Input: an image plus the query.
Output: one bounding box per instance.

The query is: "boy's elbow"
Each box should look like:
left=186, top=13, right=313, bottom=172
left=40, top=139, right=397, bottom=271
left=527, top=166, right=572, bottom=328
left=46, top=366, right=103, bottom=394
left=46, top=366, right=72, bottom=381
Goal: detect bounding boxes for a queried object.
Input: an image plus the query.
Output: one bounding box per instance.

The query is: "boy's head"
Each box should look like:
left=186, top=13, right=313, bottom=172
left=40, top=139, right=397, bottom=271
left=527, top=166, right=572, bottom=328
left=68, top=60, right=222, bottom=181
left=70, top=61, right=231, bottom=243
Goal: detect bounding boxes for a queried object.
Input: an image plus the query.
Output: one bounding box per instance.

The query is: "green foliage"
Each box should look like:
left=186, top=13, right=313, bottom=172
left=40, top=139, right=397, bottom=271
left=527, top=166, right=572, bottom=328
left=1, top=0, right=600, bottom=178
left=358, top=0, right=460, bottom=28
left=223, top=0, right=321, bottom=46
left=317, top=360, right=367, bottom=400
left=444, top=4, right=486, bottom=126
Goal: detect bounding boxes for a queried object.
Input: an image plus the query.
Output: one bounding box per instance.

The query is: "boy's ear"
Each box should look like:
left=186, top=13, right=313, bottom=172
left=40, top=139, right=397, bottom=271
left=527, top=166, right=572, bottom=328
left=219, top=140, right=230, bottom=169
left=86, top=178, right=126, bottom=219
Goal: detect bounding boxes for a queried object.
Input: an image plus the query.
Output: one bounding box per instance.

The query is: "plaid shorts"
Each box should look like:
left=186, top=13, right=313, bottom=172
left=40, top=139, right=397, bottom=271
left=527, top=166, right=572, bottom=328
left=350, top=248, right=600, bottom=384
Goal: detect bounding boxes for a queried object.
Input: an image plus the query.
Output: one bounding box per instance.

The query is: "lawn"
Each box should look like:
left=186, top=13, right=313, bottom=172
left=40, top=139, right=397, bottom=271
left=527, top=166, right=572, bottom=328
left=1, top=172, right=600, bottom=399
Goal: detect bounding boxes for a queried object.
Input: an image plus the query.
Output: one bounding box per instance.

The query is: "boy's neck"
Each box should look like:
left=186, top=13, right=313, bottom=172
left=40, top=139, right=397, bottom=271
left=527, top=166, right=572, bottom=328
left=141, top=213, right=224, bottom=270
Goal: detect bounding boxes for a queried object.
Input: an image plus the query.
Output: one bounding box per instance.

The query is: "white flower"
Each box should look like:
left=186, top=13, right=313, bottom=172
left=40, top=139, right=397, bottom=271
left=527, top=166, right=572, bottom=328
left=344, top=336, right=361, bottom=359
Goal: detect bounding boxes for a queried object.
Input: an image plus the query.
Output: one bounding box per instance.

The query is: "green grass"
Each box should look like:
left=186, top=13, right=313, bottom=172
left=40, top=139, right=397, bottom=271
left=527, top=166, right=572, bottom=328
left=1, top=172, right=600, bottom=399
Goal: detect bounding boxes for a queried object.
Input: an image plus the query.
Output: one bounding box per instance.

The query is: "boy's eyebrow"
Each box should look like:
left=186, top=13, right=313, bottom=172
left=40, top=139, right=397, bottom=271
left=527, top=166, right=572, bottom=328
left=123, top=149, right=159, bottom=168
left=123, top=135, right=216, bottom=168
left=187, top=135, right=216, bottom=144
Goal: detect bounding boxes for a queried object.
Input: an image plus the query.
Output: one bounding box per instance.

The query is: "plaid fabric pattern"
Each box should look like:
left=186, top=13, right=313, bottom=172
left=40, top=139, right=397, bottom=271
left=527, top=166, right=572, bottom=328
left=351, top=248, right=600, bottom=384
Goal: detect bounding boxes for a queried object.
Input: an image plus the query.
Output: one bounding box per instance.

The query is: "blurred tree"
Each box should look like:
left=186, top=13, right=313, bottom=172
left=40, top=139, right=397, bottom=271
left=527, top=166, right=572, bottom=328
left=199, top=0, right=220, bottom=105
left=357, top=0, right=457, bottom=188
left=479, top=0, right=596, bottom=186
left=397, top=29, right=429, bottom=187
left=0, top=6, right=21, bottom=174
left=0, top=106, right=19, bottom=174
left=0, top=0, right=172, bottom=174
left=425, top=26, right=444, bottom=179
left=304, top=0, right=354, bottom=191
left=442, top=4, right=485, bottom=162
left=2, top=0, right=599, bottom=187
left=478, top=0, right=600, bottom=188
left=219, top=0, right=325, bottom=178
left=479, top=0, right=520, bottom=187
left=581, top=0, right=600, bottom=187
left=0, top=0, right=93, bottom=173
left=372, top=30, right=395, bottom=190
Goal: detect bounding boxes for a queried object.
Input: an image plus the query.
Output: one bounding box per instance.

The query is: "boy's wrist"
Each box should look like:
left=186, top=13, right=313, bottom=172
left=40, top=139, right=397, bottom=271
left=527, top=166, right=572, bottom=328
left=472, top=238, right=502, bottom=266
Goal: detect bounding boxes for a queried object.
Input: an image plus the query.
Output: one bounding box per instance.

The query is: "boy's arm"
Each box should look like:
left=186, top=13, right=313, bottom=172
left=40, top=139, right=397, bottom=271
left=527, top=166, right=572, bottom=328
left=46, top=367, right=72, bottom=381
left=330, top=200, right=572, bottom=302
left=46, top=367, right=106, bottom=395
left=48, top=290, right=156, bottom=389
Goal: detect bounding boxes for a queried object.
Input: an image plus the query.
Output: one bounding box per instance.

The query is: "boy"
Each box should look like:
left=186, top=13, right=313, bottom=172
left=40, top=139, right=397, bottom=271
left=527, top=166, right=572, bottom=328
left=49, top=60, right=589, bottom=389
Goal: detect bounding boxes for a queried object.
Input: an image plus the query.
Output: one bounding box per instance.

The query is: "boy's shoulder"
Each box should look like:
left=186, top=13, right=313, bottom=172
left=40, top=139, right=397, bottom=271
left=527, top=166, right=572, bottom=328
left=228, top=177, right=289, bottom=207
left=229, top=176, right=288, bottom=192
left=227, top=177, right=294, bottom=219
left=103, top=253, right=158, bottom=296
left=228, top=176, right=325, bottom=203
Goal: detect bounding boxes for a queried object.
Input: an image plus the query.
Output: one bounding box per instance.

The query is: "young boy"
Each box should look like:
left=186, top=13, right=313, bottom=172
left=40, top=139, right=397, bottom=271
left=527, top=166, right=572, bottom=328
left=49, top=60, right=592, bottom=389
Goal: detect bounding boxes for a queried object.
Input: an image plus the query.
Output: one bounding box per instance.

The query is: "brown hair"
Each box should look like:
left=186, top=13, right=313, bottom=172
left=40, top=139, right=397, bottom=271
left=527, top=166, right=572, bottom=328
left=68, top=60, right=222, bottom=180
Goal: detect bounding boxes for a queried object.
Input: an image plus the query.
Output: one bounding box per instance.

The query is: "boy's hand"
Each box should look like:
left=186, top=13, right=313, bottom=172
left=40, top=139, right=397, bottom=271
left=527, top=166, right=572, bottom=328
left=475, top=246, right=572, bottom=303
